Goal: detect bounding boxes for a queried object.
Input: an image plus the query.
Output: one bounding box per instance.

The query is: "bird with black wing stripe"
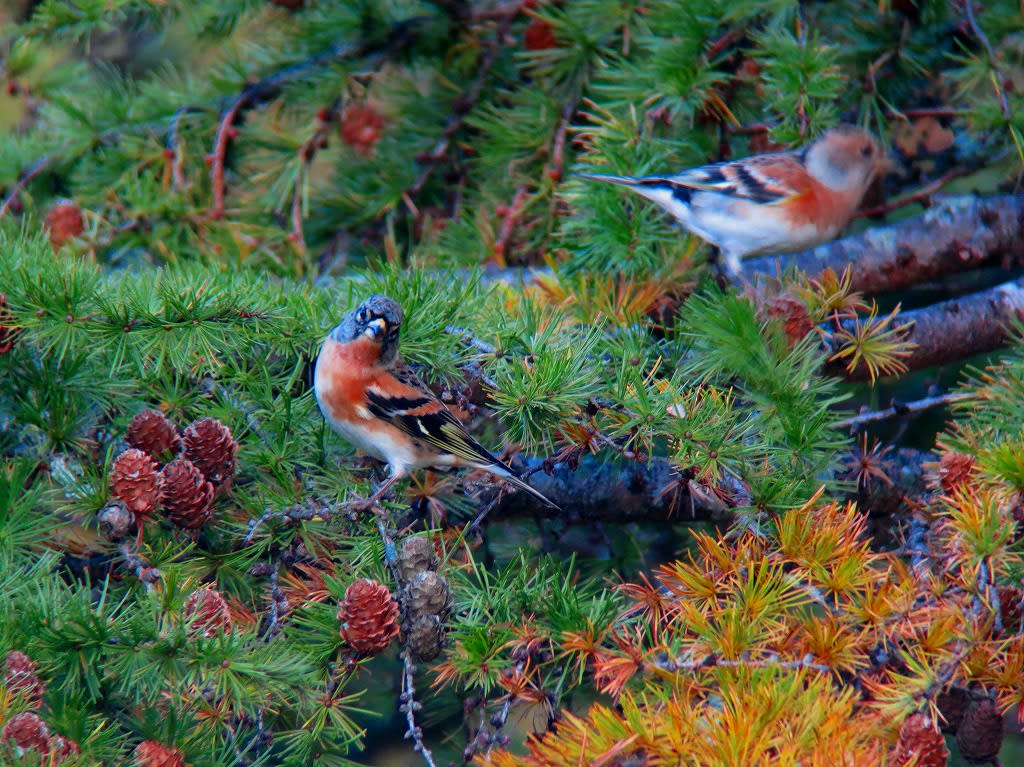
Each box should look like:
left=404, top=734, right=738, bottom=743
left=314, top=294, right=558, bottom=509
left=581, top=124, right=889, bottom=277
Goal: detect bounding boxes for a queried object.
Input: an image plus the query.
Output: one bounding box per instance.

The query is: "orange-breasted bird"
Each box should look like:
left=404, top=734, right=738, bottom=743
left=581, top=125, right=888, bottom=276
left=314, top=294, right=558, bottom=509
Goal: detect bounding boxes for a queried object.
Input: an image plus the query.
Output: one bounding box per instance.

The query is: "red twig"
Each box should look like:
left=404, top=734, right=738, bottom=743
left=493, top=185, right=529, bottom=266
left=546, top=99, right=577, bottom=183
left=886, top=106, right=964, bottom=121
left=853, top=166, right=974, bottom=219
left=406, top=18, right=508, bottom=200
left=209, top=96, right=249, bottom=219
left=0, top=155, right=53, bottom=220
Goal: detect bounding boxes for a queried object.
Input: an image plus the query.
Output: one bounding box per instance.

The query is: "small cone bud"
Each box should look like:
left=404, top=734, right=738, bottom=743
left=98, top=501, right=137, bottom=542
left=2, top=711, right=49, bottom=753
left=160, top=459, right=215, bottom=529
left=404, top=571, right=452, bottom=619
left=134, top=740, right=188, bottom=767
left=925, top=452, right=978, bottom=493
left=127, top=410, right=182, bottom=462
left=955, top=698, right=1003, bottom=765
left=397, top=536, right=438, bottom=581
left=4, top=650, right=44, bottom=708
left=184, top=588, right=232, bottom=637
left=47, top=733, right=80, bottom=762
left=182, top=417, right=238, bottom=489
left=109, top=449, right=163, bottom=517
left=44, top=199, right=84, bottom=250
left=404, top=614, right=445, bottom=663
left=891, top=711, right=949, bottom=767
left=338, top=579, right=400, bottom=655
left=340, top=105, right=385, bottom=157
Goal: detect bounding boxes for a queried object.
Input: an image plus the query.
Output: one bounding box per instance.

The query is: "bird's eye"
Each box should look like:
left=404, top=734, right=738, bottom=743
left=356, top=308, right=369, bottom=324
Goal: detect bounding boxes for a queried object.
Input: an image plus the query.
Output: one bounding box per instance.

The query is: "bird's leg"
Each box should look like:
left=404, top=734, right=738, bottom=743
left=368, top=473, right=401, bottom=505
left=706, top=246, right=732, bottom=291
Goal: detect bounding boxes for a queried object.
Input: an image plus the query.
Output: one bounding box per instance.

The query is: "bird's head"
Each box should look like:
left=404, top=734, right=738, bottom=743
left=805, top=125, right=890, bottom=193
left=332, top=294, right=404, bottom=364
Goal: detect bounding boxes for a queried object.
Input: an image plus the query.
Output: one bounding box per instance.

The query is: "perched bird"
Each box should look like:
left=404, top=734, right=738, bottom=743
left=581, top=125, right=887, bottom=276
left=315, top=294, right=558, bottom=509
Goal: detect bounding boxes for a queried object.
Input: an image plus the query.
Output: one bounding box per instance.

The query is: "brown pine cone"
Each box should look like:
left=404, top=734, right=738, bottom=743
left=891, top=711, right=949, bottom=767
left=338, top=579, right=400, bottom=655
left=134, top=740, right=188, bottom=767
left=45, top=199, right=84, bottom=251
left=2, top=711, right=49, bottom=753
left=956, top=698, right=1003, bottom=765
left=184, top=588, right=232, bottom=637
left=109, top=449, right=163, bottom=517
left=404, top=614, right=445, bottom=663
left=397, top=536, right=438, bottom=582
left=404, top=571, right=452, bottom=619
left=998, top=585, right=1023, bottom=634
left=160, top=459, right=215, bottom=530
left=936, top=686, right=971, bottom=734
left=925, top=452, right=978, bottom=494
left=182, top=417, right=237, bottom=490
left=0, top=293, right=19, bottom=355
left=4, top=650, right=44, bottom=708
left=47, top=733, right=80, bottom=762
left=127, top=409, right=182, bottom=462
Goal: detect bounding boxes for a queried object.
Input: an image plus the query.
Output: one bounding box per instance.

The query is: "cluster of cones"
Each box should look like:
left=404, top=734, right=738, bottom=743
left=891, top=690, right=1004, bottom=767
left=105, top=410, right=238, bottom=539
left=335, top=537, right=452, bottom=662
left=1, top=651, right=79, bottom=763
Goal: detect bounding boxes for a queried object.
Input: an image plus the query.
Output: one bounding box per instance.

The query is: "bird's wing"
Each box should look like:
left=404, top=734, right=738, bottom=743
left=365, top=363, right=504, bottom=469
left=669, top=152, right=813, bottom=204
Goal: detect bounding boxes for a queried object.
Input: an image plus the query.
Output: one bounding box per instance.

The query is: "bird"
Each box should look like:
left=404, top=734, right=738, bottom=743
left=580, top=125, right=888, bottom=277
left=314, top=294, right=558, bottom=509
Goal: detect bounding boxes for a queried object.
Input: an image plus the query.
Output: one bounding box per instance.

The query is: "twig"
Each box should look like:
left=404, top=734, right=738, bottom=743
left=492, top=185, right=529, bottom=266
left=244, top=495, right=346, bottom=543
left=401, top=652, right=438, bottom=767
left=117, top=542, right=161, bottom=588
left=852, top=166, right=975, bottom=219
left=407, top=17, right=508, bottom=199
left=209, top=96, right=248, bottom=219
left=264, top=555, right=287, bottom=641
left=834, top=392, right=973, bottom=430
left=444, top=324, right=500, bottom=391
left=0, top=155, right=53, bottom=220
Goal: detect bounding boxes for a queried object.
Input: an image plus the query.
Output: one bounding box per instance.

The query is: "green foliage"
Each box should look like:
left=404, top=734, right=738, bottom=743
left=2, top=0, right=1024, bottom=764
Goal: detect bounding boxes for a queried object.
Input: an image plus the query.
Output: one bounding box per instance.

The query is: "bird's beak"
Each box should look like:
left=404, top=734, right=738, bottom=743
left=365, top=318, right=387, bottom=340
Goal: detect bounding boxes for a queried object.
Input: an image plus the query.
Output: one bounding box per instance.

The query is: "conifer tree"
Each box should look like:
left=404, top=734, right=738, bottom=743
left=1, top=0, right=1024, bottom=765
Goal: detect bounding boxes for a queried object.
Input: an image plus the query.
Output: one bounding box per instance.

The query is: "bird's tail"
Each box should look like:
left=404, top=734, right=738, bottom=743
left=501, top=471, right=560, bottom=510
left=578, top=172, right=642, bottom=188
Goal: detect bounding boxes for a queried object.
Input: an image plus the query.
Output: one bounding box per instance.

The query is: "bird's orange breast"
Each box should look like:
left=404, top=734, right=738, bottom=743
left=315, top=336, right=379, bottom=423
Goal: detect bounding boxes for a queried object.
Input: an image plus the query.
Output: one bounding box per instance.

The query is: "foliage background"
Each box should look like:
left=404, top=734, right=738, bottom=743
left=2, top=0, right=1024, bottom=765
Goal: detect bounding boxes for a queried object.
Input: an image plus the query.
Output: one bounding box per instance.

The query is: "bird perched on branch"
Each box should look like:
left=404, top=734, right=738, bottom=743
left=581, top=125, right=888, bottom=277
left=315, top=294, right=558, bottom=509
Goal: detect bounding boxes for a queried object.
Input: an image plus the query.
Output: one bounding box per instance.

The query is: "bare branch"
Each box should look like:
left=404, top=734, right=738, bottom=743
left=829, top=276, right=1024, bottom=381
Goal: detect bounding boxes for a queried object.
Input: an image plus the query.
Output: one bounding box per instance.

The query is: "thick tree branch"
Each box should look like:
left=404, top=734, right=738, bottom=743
left=744, top=195, right=1024, bottom=295
left=829, top=276, right=1024, bottom=381
left=483, top=448, right=934, bottom=523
